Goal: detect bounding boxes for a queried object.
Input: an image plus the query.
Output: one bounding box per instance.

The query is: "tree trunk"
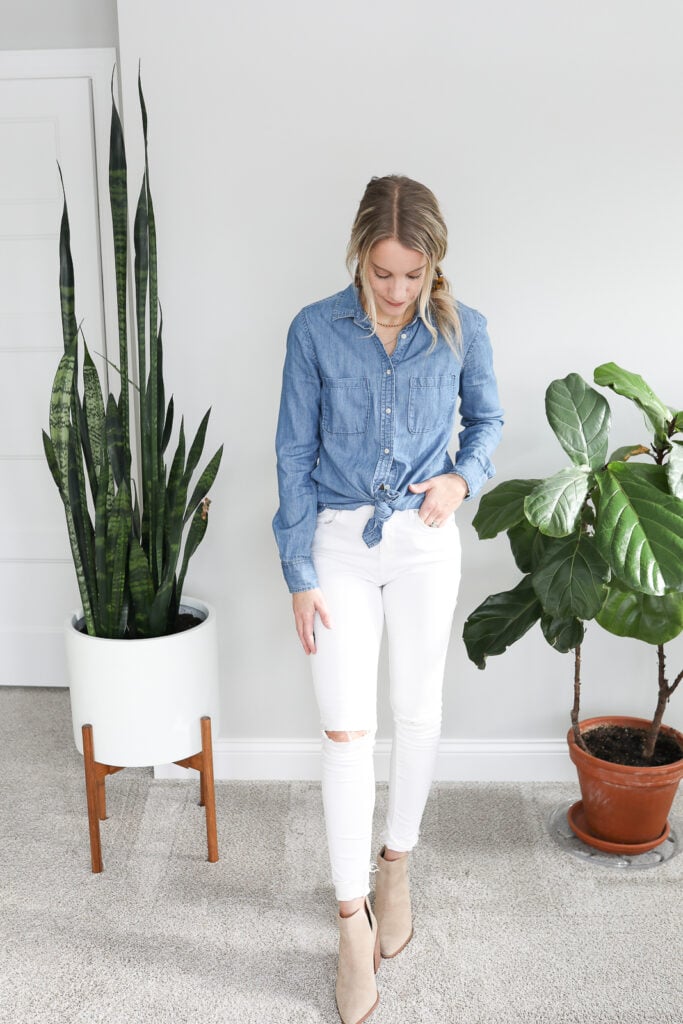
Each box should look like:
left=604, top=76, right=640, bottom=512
left=643, top=645, right=668, bottom=761
left=570, top=644, right=589, bottom=752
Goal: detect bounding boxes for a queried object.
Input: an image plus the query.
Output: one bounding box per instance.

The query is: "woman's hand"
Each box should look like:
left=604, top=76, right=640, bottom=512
left=292, top=588, right=331, bottom=655
left=408, top=473, right=469, bottom=526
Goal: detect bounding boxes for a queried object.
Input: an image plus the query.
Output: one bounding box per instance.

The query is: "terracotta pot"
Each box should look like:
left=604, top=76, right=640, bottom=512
left=567, top=716, right=683, bottom=848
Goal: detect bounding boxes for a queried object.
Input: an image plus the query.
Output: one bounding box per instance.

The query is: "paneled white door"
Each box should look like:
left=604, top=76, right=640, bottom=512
left=0, top=51, right=115, bottom=685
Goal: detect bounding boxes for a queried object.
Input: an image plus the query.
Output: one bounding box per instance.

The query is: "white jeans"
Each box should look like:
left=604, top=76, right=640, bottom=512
left=310, top=505, right=461, bottom=901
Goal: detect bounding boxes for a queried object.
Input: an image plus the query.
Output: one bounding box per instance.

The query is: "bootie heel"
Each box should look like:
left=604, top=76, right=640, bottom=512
left=335, top=897, right=380, bottom=1024
left=373, top=846, right=413, bottom=958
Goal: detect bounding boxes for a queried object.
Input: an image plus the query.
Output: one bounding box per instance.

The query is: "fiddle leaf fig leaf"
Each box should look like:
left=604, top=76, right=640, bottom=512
left=472, top=479, right=542, bottom=539
left=545, top=374, right=611, bottom=469
left=540, top=614, right=585, bottom=653
left=666, top=441, right=683, bottom=499
left=594, top=363, right=672, bottom=443
left=595, top=462, right=683, bottom=595
left=597, top=583, right=683, bottom=645
left=531, top=533, right=609, bottom=620
left=463, top=577, right=541, bottom=670
left=672, top=411, right=683, bottom=434
left=608, top=444, right=650, bottom=463
left=524, top=467, right=590, bottom=538
left=507, top=518, right=550, bottom=573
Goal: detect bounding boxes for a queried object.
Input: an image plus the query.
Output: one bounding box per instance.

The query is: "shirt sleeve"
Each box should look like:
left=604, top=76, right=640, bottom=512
left=452, top=312, right=504, bottom=500
left=272, top=310, right=322, bottom=592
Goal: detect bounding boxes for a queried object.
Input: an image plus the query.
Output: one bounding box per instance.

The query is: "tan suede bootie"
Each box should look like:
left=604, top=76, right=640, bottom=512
left=335, top=897, right=380, bottom=1024
left=373, top=847, right=413, bottom=958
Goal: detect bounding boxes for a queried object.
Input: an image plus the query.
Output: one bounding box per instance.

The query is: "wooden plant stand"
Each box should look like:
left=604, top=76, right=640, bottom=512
left=81, top=715, right=218, bottom=873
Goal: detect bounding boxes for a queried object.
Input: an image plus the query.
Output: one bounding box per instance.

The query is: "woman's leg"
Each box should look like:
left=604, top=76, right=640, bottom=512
left=311, top=508, right=384, bottom=904
left=382, top=511, right=462, bottom=853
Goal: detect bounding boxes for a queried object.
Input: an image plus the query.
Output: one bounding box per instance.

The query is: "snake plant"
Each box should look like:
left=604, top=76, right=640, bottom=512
left=463, top=365, right=683, bottom=759
left=43, top=74, right=223, bottom=639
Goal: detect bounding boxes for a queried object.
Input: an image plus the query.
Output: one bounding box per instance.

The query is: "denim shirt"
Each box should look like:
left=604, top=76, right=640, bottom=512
left=273, top=283, right=504, bottom=592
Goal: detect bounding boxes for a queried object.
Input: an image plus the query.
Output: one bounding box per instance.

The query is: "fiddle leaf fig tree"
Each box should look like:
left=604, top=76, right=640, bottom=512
left=43, top=73, right=223, bottom=639
left=463, top=365, right=683, bottom=762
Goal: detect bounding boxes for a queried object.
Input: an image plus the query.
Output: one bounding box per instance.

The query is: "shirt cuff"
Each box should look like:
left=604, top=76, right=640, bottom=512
left=450, top=459, right=491, bottom=501
left=282, top=557, right=319, bottom=593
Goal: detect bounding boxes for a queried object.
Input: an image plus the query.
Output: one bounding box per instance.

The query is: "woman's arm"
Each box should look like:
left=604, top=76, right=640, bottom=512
left=272, top=310, right=323, bottom=593
left=451, top=311, right=504, bottom=499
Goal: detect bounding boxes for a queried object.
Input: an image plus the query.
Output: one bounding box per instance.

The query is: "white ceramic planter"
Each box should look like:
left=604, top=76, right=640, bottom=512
left=66, top=598, right=220, bottom=767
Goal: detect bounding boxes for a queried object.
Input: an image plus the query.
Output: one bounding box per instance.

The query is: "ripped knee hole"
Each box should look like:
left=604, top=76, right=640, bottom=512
left=325, top=730, right=368, bottom=742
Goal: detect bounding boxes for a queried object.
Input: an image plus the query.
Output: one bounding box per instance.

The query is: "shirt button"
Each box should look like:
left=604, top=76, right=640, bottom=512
left=401, top=333, right=407, bottom=339
left=386, top=369, right=392, bottom=375
left=385, top=407, right=391, bottom=414
left=384, top=448, right=390, bottom=454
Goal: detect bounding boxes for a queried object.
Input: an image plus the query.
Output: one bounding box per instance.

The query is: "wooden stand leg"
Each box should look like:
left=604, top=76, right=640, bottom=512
left=200, top=716, right=219, bottom=863
left=81, top=718, right=219, bottom=873
left=82, top=724, right=103, bottom=873
left=174, top=719, right=219, bottom=862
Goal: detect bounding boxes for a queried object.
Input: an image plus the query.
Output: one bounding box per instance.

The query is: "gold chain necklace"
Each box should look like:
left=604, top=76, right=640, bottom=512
left=375, top=315, right=413, bottom=328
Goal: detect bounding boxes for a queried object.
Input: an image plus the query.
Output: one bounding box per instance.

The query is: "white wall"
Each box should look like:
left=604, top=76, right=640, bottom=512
left=0, top=0, right=118, bottom=50
left=115, top=0, right=683, bottom=772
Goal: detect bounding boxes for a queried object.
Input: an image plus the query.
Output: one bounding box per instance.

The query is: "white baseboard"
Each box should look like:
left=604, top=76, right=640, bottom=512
left=154, top=737, right=576, bottom=782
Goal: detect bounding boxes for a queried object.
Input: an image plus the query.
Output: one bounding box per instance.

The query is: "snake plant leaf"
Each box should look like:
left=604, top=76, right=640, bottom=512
left=184, top=445, right=224, bottom=524
left=129, top=539, right=154, bottom=637
left=42, top=431, right=61, bottom=490
left=666, top=441, right=683, bottom=498
left=82, top=339, right=105, bottom=484
left=49, top=338, right=77, bottom=496
left=133, top=177, right=148, bottom=408
left=594, top=363, right=672, bottom=444
left=78, top=384, right=97, bottom=501
left=524, top=467, right=591, bottom=538
left=608, top=444, right=650, bottom=463
left=104, top=480, right=131, bottom=637
left=595, top=461, right=683, bottom=595
left=67, top=427, right=98, bottom=634
left=177, top=501, right=209, bottom=599
left=157, top=306, right=165, bottom=453
left=531, top=532, right=609, bottom=620
left=94, top=453, right=110, bottom=627
left=472, top=479, right=542, bottom=539
left=545, top=373, right=611, bottom=469
left=57, top=166, right=77, bottom=351
left=507, top=518, right=550, bottom=573
left=166, top=417, right=186, bottom=510
left=109, top=76, right=129, bottom=459
left=105, top=394, right=127, bottom=487
left=131, top=478, right=141, bottom=541
left=540, top=614, right=585, bottom=653
left=161, top=395, right=174, bottom=454
left=597, top=583, right=683, bottom=645
left=182, top=410, right=211, bottom=489
left=463, top=576, right=542, bottom=669
left=148, top=578, right=175, bottom=637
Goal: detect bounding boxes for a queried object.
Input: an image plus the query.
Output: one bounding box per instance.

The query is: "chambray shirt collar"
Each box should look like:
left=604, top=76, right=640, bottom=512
left=331, top=283, right=419, bottom=332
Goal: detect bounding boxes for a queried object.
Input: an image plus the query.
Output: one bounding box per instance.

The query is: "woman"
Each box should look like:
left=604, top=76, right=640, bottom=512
left=273, top=175, right=503, bottom=1024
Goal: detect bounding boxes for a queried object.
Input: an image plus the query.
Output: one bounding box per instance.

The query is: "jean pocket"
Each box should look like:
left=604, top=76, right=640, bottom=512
left=317, top=508, right=339, bottom=526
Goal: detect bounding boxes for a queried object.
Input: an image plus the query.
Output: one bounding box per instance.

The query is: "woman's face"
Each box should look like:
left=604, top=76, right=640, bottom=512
left=365, top=238, right=427, bottom=322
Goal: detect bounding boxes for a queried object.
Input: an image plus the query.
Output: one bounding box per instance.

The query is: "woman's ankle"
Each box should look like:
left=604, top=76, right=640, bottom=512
left=382, top=847, right=409, bottom=863
left=339, top=896, right=365, bottom=918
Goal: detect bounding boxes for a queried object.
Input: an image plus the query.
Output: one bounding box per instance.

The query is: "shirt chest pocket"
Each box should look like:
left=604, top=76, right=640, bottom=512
left=322, top=377, right=370, bottom=435
left=408, top=374, right=458, bottom=434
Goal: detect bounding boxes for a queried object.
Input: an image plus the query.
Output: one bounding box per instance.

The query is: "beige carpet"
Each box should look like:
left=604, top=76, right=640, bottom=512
left=1, top=687, right=682, bottom=1024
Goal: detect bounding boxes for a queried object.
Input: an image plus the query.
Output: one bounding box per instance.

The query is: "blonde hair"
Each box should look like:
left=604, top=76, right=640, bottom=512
left=346, top=175, right=462, bottom=353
